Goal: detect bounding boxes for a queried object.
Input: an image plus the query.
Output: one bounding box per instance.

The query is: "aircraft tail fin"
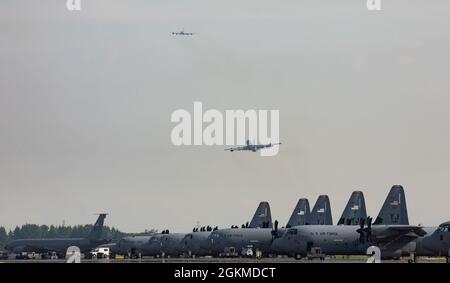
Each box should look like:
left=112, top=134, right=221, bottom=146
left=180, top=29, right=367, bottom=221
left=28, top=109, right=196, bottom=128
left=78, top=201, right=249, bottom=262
left=249, top=201, right=272, bottom=228
left=286, top=198, right=310, bottom=227
left=374, top=185, right=409, bottom=225
left=337, top=191, right=367, bottom=225
left=309, top=195, right=333, bottom=225
left=87, top=213, right=107, bottom=241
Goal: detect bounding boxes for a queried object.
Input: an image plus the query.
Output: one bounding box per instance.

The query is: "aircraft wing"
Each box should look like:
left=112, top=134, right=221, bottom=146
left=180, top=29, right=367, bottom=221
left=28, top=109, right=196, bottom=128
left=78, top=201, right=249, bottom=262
left=224, top=147, right=244, bottom=151
left=14, top=245, right=59, bottom=254
left=371, top=225, right=427, bottom=244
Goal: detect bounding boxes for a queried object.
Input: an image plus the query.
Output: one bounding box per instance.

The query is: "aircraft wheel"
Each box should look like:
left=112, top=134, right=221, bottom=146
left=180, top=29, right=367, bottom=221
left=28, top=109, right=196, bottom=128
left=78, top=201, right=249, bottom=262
left=294, top=254, right=302, bottom=260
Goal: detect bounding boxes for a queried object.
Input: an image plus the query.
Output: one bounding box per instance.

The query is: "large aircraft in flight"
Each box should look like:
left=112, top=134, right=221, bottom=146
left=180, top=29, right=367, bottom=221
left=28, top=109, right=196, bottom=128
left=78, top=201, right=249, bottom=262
left=270, top=185, right=450, bottom=261
left=224, top=140, right=281, bottom=153
left=4, top=214, right=108, bottom=258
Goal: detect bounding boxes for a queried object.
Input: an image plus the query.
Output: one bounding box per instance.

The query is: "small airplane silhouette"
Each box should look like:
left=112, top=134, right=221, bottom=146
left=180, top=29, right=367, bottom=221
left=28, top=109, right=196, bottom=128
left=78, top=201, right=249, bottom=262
left=172, top=29, right=194, bottom=36
left=225, top=140, right=282, bottom=152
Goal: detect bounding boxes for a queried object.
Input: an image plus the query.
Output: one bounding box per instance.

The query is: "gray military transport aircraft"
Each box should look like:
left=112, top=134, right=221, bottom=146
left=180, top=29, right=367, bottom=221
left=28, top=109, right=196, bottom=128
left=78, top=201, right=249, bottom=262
left=109, top=235, right=152, bottom=258
left=180, top=228, right=215, bottom=258
left=271, top=191, right=367, bottom=256
left=134, top=229, right=187, bottom=258
left=205, top=195, right=337, bottom=257
left=225, top=140, right=281, bottom=153
left=180, top=201, right=274, bottom=257
left=4, top=214, right=108, bottom=258
left=271, top=185, right=450, bottom=261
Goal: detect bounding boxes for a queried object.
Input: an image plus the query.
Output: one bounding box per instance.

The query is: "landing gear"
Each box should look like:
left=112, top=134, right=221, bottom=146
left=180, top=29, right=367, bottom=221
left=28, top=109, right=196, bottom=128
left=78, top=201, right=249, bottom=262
left=447, top=248, right=450, bottom=264
left=407, top=253, right=417, bottom=263
left=294, top=253, right=302, bottom=260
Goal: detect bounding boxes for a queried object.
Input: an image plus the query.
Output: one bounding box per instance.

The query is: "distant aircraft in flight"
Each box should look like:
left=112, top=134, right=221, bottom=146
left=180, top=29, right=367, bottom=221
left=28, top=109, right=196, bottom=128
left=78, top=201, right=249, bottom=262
left=172, top=29, right=194, bottom=36
left=225, top=140, right=281, bottom=153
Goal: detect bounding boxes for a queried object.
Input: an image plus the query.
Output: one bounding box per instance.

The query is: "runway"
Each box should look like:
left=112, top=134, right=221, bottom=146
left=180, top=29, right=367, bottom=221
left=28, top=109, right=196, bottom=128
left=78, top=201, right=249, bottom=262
left=1, top=256, right=446, bottom=263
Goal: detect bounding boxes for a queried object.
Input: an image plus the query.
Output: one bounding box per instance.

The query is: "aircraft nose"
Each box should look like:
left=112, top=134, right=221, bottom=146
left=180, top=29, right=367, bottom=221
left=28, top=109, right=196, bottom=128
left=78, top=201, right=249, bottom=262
left=200, top=237, right=214, bottom=251
left=271, top=239, right=286, bottom=254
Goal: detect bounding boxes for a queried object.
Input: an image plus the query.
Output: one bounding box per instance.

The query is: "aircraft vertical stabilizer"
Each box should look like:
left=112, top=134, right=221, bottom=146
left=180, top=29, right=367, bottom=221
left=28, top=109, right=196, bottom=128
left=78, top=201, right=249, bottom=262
left=249, top=202, right=273, bottom=228
left=286, top=198, right=310, bottom=227
left=338, top=191, right=367, bottom=225
left=309, top=195, right=333, bottom=225
left=87, top=213, right=108, bottom=241
left=374, top=185, right=409, bottom=225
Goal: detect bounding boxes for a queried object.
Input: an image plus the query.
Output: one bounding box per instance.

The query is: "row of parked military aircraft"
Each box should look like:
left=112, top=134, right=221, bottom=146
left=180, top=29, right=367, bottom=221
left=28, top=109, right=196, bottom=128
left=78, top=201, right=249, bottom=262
left=2, top=185, right=450, bottom=262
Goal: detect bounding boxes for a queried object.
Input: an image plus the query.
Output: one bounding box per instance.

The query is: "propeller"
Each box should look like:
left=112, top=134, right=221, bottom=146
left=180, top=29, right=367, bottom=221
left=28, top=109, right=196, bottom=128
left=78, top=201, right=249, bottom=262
left=271, top=220, right=279, bottom=240
left=356, top=218, right=365, bottom=243
left=364, top=217, right=373, bottom=242
left=356, top=217, right=373, bottom=244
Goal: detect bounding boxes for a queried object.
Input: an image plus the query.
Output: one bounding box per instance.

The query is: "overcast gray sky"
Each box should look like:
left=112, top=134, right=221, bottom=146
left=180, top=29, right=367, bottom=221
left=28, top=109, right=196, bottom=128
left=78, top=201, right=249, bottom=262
left=1, top=0, right=450, bottom=233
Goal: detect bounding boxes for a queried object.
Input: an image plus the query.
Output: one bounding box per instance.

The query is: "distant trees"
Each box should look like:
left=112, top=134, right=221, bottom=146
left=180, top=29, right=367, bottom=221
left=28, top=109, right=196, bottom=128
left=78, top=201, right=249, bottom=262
left=0, top=224, right=156, bottom=249
left=0, top=227, right=7, bottom=249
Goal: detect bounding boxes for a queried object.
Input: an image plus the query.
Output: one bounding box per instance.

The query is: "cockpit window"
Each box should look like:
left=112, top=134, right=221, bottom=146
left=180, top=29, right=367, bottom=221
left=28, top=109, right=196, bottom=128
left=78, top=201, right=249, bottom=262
left=439, top=224, right=449, bottom=232
left=287, top=228, right=298, bottom=235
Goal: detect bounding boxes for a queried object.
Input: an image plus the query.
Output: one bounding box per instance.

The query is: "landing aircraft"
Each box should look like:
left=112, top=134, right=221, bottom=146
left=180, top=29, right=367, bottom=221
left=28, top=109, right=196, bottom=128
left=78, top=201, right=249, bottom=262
left=172, top=29, right=194, bottom=36
left=270, top=185, right=448, bottom=260
left=224, top=140, right=281, bottom=153
left=4, top=214, right=108, bottom=258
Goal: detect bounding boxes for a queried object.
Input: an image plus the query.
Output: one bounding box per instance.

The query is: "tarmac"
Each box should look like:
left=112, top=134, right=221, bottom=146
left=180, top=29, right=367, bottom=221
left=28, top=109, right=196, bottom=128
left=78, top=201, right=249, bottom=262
left=1, top=256, right=447, bottom=263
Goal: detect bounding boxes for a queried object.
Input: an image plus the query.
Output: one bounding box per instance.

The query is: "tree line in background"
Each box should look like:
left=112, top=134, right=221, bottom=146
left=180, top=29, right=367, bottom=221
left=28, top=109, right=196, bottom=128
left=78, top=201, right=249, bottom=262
left=0, top=225, right=157, bottom=249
